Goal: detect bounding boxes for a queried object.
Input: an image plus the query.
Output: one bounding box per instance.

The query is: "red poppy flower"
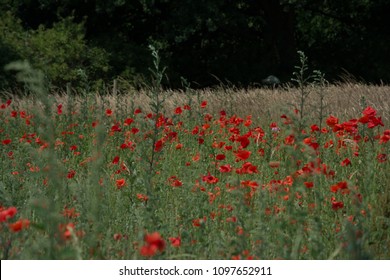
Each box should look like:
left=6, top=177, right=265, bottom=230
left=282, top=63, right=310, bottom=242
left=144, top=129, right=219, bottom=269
left=377, top=153, right=387, bottom=163
left=330, top=181, right=348, bottom=193
left=141, top=232, right=166, bottom=256
left=311, top=124, right=320, bottom=132
left=200, top=100, right=207, bottom=108
left=62, top=207, right=80, bottom=219
left=237, top=136, right=250, bottom=148
left=9, top=219, right=30, bottom=232
left=57, top=104, right=63, bottom=115
left=67, top=170, right=76, bottom=179
left=202, top=173, right=219, bottom=184
left=69, top=145, right=78, bottom=151
left=341, top=158, right=351, bottom=166
left=111, top=123, right=121, bottom=132
left=362, top=106, right=377, bottom=117
left=168, top=176, right=183, bottom=187
left=113, top=233, right=122, bottom=241
left=140, top=245, right=157, bottom=257
left=136, top=193, right=149, bottom=202
left=0, top=207, right=18, bottom=222
left=192, top=217, right=206, bottom=227
left=2, top=139, right=11, bottom=145
left=116, top=179, right=126, bottom=189
left=284, top=135, right=295, bottom=145
left=304, top=181, right=314, bottom=189
left=105, top=109, right=113, bottom=116
left=216, top=154, right=226, bottom=161
left=235, top=150, right=251, bottom=161
left=175, top=143, right=183, bottom=149
left=174, top=107, right=183, bottom=115
left=219, top=164, right=232, bottom=173
left=154, top=139, right=164, bottom=152
left=326, top=115, right=339, bottom=128
left=331, top=201, right=344, bottom=211
left=112, top=156, right=120, bottom=164
left=124, top=118, right=134, bottom=126
left=169, top=236, right=181, bottom=247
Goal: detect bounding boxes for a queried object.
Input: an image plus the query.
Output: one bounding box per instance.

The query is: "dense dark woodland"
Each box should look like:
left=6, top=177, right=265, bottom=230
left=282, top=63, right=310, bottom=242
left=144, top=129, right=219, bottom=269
left=1, top=0, right=390, bottom=89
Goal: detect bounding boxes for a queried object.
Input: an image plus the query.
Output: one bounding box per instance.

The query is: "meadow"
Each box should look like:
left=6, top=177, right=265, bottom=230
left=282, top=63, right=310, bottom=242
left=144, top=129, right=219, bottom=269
left=0, top=74, right=389, bottom=259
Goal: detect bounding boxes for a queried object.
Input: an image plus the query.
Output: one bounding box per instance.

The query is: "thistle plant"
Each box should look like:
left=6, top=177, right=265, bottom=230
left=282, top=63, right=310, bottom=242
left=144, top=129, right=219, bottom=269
left=140, top=45, right=168, bottom=222
left=312, top=69, right=329, bottom=131
left=291, top=51, right=312, bottom=130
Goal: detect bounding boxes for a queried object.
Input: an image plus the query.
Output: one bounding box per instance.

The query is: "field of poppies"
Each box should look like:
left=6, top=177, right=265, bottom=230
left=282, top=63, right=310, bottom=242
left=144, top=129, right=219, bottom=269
left=0, top=62, right=389, bottom=259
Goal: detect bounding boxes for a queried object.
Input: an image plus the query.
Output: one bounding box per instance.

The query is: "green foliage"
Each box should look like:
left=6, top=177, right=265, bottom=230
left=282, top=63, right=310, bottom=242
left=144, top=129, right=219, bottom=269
left=1, top=0, right=390, bottom=89
left=0, top=12, right=110, bottom=91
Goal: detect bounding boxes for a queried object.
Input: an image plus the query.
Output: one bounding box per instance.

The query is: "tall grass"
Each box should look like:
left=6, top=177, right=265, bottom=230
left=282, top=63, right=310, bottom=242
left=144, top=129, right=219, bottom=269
left=0, top=60, right=389, bottom=259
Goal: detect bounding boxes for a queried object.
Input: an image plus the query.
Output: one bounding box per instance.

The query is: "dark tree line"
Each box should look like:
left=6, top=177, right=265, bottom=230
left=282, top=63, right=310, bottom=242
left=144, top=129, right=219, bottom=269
left=1, top=0, right=389, bottom=89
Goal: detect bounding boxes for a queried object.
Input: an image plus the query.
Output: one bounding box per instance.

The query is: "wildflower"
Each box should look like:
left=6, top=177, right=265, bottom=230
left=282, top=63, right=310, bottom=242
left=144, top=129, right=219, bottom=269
left=331, top=200, right=344, bottom=211
left=67, top=170, right=76, bottom=179
left=377, top=153, right=387, bottom=163
left=111, top=123, right=121, bottom=132
left=124, top=118, right=134, bottom=126
left=175, top=143, right=183, bottom=149
left=9, top=219, right=30, bottom=232
left=112, top=156, right=120, bottom=164
left=362, top=106, right=377, bottom=117
left=311, top=124, right=320, bottom=132
left=326, top=115, right=339, bottom=128
left=62, top=207, right=80, bottom=219
left=216, top=154, right=226, bottom=161
left=304, top=181, right=314, bottom=189
left=202, top=173, right=219, bottom=184
left=2, top=139, right=11, bottom=145
left=192, top=217, right=206, bottom=227
left=237, top=136, right=250, bottom=148
left=174, top=107, right=183, bottom=115
left=0, top=207, right=18, bottom=222
left=61, top=223, right=75, bottom=240
left=140, top=232, right=166, bottom=257
left=105, top=109, right=113, bottom=116
left=226, top=216, right=237, bottom=223
left=116, top=179, right=126, bottom=189
left=284, top=135, right=295, bottom=145
left=57, top=104, right=63, bottom=115
left=69, top=145, right=78, bottom=151
left=140, top=245, right=157, bottom=257
left=136, top=193, right=149, bottom=202
left=270, top=122, right=279, bottom=130
left=219, top=164, right=232, bottom=173
left=341, top=158, right=351, bottom=166
left=330, top=181, right=349, bottom=194
left=113, top=233, right=122, bottom=241
left=154, top=139, right=164, bottom=152
left=168, top=176, right=183, bottom=187
left=169, top=236, right=181, bottom=247
left=235, top=150, right=251, bottom=161
left=200, top=100, right=207, bottom=108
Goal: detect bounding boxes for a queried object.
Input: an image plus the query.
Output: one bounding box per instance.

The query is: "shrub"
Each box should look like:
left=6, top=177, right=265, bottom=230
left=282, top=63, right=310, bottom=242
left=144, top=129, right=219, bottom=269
left=1, top=13, right=110, bottom=91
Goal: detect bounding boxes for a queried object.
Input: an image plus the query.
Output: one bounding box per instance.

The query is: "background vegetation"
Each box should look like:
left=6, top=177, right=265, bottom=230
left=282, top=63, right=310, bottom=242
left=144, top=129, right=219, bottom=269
left=1, top=0, right=390, bottom=90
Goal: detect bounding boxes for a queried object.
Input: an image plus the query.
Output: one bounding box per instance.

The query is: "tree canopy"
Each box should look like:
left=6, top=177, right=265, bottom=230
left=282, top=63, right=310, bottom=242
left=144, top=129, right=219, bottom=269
left=1, top=0, right=389, bottom=89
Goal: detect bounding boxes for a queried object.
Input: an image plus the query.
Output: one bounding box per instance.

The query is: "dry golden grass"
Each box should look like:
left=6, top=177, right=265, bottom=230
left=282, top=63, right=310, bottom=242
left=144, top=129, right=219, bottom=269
left=4, top=82, right=390, bottom=126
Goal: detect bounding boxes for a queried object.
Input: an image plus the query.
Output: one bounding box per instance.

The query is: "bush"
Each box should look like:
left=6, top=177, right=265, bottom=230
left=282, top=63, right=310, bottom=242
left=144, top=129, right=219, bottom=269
left=1, top=13, right=110, bottom=91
